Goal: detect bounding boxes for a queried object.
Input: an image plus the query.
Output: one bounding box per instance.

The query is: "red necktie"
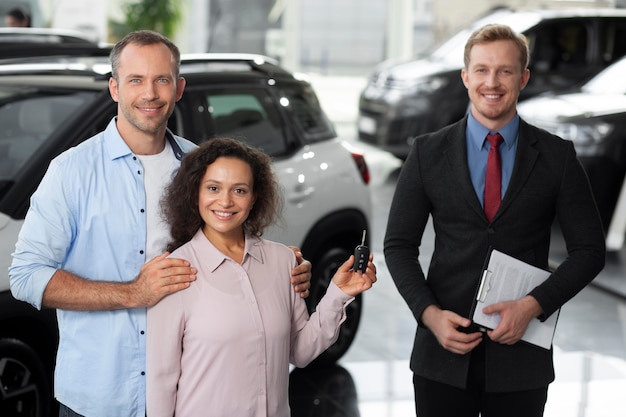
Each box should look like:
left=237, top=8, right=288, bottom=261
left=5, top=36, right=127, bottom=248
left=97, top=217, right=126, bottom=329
left=484, top=133, right=503, bottom=222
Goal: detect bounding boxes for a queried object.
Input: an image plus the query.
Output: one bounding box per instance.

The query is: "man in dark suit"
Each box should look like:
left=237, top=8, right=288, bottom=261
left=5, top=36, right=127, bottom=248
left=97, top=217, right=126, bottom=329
left=384, top=24, right=605, bottom=417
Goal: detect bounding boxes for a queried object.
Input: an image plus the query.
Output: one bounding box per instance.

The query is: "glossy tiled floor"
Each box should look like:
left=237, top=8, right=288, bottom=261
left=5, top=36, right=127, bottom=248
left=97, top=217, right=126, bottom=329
left=289, top=75, right=626, bottom=417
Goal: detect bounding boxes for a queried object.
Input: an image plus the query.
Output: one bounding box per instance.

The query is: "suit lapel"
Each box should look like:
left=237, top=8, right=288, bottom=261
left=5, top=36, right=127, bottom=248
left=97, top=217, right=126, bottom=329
left=443, top=118, right=487, bottom=219
left=496, top=119, right=540, bottom=219
left=442, top=117, right=540, bottom=223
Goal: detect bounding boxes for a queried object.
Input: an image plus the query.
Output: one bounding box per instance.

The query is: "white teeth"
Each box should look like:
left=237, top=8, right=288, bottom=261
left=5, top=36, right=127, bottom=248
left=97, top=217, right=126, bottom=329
left=214, top=211, right=234, bottom=217
left=485, top=94, right=500, bottom=99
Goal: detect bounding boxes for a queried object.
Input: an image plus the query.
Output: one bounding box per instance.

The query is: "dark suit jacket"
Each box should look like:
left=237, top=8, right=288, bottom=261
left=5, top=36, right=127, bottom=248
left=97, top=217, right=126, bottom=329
left=384, top=116, right=605, bottom=392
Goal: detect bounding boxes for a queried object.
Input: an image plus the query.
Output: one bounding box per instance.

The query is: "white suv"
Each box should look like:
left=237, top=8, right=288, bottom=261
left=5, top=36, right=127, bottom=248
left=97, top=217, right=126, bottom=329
left=0, top=52, right=371, bottom=416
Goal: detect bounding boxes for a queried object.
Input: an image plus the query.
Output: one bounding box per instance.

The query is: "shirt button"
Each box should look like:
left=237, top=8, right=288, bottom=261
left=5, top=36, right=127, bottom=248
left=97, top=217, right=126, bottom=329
left=141, top=371, right=145, bottom=376
left=140, top=250, right=144, bottom=255
left=140, top=330, right=145, bottom=335
left=137, top=170, right=141, bottom=175
left=140, top=208, right=145, bottom=213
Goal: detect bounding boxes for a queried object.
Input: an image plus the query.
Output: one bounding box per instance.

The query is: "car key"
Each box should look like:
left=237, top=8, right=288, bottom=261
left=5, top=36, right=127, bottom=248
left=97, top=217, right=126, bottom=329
left=353, top=230, right=369, bottom=273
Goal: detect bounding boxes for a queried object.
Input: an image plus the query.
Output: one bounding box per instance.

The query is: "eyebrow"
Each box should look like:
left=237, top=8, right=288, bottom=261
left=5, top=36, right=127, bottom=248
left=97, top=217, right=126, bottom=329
left=203, top=178, right=251, bottom=187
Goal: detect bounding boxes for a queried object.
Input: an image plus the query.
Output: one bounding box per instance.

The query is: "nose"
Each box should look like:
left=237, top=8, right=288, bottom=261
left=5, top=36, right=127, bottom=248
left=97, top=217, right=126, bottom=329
left=141, top=82, right=159, bottom=100
left=485, top=71, right=500, bottom=88
left=218, top=191, right=233, bottom=207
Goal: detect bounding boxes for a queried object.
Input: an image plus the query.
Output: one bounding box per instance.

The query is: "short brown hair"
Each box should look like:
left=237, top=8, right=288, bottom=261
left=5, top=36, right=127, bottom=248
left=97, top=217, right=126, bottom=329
left=109, top=30, right=181, bottom=80
left=464, top=24, right=530, bottom=71
left=162, top=137, right=283, bottom=252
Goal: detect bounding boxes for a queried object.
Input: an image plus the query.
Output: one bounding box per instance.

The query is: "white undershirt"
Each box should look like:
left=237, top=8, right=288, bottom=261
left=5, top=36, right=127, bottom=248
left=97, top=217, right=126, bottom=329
left=137, top=141, right=179, bottom=260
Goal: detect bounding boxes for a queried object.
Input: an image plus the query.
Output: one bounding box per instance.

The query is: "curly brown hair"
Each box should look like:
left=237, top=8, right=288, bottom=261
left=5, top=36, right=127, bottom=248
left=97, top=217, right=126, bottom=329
left=162, top=137, right=283, bottom=252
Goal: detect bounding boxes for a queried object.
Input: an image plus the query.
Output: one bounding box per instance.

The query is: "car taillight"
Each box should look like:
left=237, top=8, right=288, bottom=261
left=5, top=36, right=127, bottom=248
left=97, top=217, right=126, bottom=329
left=351, top=152, right=370, bottom=185
left=341, top=141, right=370, bottom=185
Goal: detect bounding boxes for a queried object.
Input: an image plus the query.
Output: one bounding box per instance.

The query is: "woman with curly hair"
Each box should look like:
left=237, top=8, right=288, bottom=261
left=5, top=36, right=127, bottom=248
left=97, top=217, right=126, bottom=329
left=146, top=137, right=376, bottom=417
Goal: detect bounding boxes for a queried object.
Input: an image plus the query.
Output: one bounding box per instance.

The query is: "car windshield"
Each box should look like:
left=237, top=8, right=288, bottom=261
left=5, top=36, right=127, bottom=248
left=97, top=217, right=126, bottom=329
left=0, top=88, right=95, bottom=194
left=582, top=57, right=626, bottom=94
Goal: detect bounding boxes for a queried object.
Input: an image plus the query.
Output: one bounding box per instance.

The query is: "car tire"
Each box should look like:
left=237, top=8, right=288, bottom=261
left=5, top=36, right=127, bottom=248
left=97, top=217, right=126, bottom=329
left=305, top=247, right=363, bottom=366
left=0, top=338, right=52, bottom=417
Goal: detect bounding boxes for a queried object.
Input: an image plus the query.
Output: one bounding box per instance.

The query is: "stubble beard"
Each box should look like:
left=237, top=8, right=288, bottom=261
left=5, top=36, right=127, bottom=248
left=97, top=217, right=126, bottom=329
left=121, top=101, right=170, bottom=135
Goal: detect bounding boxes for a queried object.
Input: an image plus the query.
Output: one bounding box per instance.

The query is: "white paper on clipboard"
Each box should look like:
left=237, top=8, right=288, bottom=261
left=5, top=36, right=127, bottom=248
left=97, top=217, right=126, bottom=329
left=472, top=249, right=559, bottom=350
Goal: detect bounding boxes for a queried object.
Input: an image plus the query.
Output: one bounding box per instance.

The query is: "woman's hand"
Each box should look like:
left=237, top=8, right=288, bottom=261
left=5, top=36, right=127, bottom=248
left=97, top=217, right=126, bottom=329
left=332, top=253, right=377, bottom=296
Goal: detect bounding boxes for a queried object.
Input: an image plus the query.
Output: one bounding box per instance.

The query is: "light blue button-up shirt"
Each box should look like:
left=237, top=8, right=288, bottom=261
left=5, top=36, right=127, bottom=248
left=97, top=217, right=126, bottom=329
left=9, top=118, right=197, bottom=417
left=466, top=111, right=519, bottom=206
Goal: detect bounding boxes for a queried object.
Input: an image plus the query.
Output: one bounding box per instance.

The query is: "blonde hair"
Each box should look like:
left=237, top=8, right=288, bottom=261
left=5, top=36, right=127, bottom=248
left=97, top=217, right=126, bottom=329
left=464, top=24, right=530, bottom=70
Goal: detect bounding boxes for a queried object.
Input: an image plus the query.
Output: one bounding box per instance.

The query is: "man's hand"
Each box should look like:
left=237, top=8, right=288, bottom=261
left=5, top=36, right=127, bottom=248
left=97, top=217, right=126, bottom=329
left=289, top=246, right=312, bottom=298
left=483, top=295, right=543, bottom=345
left=41, top=253, right=197, bottom=311
left=132, top=253, right=197, bottom=307
left=421, top=305, right=483, bottom=355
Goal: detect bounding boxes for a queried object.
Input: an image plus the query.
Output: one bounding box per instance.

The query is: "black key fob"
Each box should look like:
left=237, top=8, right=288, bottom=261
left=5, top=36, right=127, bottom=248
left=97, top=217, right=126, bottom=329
left=353, top=230, right=369, bottom=273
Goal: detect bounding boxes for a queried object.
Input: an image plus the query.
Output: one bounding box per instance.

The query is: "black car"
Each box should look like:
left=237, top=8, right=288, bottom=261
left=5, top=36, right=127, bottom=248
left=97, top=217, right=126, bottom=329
left=0, top=27, right=110, bottom=59
left=358, top=7, right=626, bottom=159
left=518, top=55, right=626, bottom=235
left=0, top=53, right=371, bottom=416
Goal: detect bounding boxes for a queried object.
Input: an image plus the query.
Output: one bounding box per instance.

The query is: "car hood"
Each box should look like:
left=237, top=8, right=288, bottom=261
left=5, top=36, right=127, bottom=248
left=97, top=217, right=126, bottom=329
left=518, top=93, right=626, bottom=121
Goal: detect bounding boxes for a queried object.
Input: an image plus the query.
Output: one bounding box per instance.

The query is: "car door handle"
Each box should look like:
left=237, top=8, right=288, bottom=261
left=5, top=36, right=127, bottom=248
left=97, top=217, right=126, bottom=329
left=287, top=185, right=315, bottom=204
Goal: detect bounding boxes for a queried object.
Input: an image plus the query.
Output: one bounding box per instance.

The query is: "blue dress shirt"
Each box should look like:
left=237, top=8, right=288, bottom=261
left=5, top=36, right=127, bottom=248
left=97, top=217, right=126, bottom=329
left=466, top=112, right=519, bottom=206
left=9, top=118, right=197, bottom=417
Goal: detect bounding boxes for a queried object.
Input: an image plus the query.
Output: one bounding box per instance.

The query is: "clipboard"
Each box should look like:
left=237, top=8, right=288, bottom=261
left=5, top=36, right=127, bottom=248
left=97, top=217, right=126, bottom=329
left=470, top=249, right=559, bottom=350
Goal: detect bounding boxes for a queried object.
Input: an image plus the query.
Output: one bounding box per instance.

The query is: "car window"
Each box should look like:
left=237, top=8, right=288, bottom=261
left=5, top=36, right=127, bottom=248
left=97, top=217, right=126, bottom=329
left=599, top=18, right=626, bottom=65
left=0, top=90, right=90, bottom=184
left=529, top=20, right=589, bottom=72
left=280, top=84, right=335, bottom=143
left=204, top=89, right=287, bottom=157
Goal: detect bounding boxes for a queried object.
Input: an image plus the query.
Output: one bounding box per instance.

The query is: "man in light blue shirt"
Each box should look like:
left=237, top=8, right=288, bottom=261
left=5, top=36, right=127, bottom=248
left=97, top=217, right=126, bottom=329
left=9, top=30, right=311, bottom=417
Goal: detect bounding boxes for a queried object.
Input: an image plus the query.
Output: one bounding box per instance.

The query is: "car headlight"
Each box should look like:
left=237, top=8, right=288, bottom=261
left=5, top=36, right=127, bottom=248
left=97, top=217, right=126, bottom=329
left=552, top=121, right=614, bottom=157
left=405, top=77, right=448, bottom=95
left=383, top=76, right=448, bottom=101
left=398, top=76, right=448, bottom=97
left=555, top=122, right=613, bottom=146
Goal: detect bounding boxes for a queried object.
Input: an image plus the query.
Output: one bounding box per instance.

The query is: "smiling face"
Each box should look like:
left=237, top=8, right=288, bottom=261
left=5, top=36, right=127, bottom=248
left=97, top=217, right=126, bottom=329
left=108, top=42, right=186, bottom=152
left=199, top=157, right=257, bottom=242
left=461, top=39, right=530, bottom=131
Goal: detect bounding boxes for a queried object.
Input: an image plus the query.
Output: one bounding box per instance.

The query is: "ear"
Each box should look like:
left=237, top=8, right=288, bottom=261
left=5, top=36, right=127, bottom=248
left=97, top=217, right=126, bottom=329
left=519, top=68, right=530, bottom=90
left=108, top=77, right=119, bottom=103
left=176, top=77, right=186, bottom=102
left=461, top=68, right=469, bottom=89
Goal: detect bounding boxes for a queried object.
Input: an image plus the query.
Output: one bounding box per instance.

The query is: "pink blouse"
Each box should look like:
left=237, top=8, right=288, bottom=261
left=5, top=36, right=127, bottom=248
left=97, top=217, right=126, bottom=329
left=146, top=229, right=353, bottom=417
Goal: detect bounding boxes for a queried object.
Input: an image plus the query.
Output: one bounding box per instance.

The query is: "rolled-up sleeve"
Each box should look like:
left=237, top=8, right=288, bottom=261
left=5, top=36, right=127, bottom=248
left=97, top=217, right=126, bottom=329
left=9, top=160, right=74, bottom=309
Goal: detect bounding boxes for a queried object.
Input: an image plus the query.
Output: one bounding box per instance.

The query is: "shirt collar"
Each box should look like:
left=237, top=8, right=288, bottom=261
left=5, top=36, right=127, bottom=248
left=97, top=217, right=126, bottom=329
left=467, top=111, right=520, bottom=151
left=103, top=117, right=133, bottom=160
left=190, top=229, right=264, bottom=272
left=103, top=117, right=184, bottom=161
